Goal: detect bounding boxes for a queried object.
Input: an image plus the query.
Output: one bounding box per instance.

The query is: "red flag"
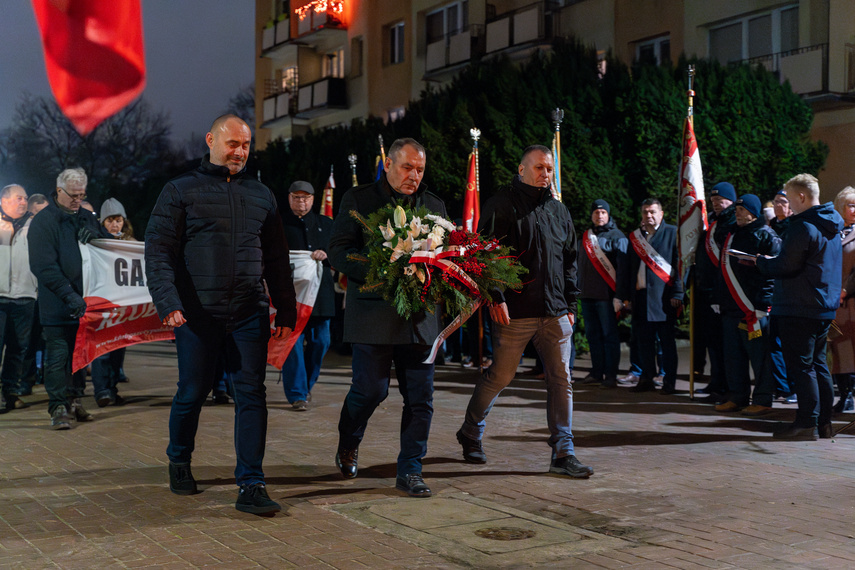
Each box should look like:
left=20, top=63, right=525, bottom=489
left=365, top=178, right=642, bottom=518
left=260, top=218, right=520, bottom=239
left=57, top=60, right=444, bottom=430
left=31, top=0, right=146, bottom=135
left=462, top=151, right=479, bottom=232
left=322, top=171, right=335, bottom=218
left=677, top=116, right=708, bottom=281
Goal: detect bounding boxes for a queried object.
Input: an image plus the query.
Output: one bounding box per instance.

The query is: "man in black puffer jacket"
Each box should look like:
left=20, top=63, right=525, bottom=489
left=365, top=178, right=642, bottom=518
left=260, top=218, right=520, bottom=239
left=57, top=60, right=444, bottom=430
left=714, top=194, right=780, bottom=416
left=146, top=115, right=296, bottom=515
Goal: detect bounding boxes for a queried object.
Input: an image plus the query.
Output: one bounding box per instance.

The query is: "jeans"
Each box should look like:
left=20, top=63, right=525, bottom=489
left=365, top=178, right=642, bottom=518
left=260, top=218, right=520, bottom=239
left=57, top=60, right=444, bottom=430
left=167, top=310, right=271, bottom=486
left=338, top=343, right=434, bottom=477
left=90, top=348, right=125, bottom=401
left=721, top=314, right=774, bottom=407
left=769, top=316, right=792, bottom=396
left=581, top=299, right=620, bottom=380
left=42, top=324, right=86, bottom=414
left=777, top=316, right=833, bottom=428
left=281, top=317, right=330, bottom=404
left=0, top=298, right=35, bottom=398
left=461, top=315, right=576, bottom=457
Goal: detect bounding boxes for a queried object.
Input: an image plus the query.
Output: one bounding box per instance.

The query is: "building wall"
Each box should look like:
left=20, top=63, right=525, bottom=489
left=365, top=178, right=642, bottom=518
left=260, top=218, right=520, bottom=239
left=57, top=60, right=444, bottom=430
left=559, top=0, right=615, bottom=54
left=614, top=0, right=682, bottom=63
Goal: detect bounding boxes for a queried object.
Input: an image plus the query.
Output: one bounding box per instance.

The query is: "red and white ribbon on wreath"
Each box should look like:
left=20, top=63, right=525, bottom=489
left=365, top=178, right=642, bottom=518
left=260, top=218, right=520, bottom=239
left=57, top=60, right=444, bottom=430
left=630, top=228, right=673, bottom=285
left=582, top=229, right=616, bottom=291
left=423, top=298, right=485, bottom=364
left=408, top=245, right=479, bottom=296
left=721, top=233, right=763, bottom=339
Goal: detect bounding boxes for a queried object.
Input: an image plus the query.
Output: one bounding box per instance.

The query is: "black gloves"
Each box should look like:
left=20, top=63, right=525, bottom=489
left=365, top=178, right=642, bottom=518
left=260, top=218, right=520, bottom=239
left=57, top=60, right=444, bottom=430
left=77, top=226, right=93, bottom=244
left=61, top=292, right=87, bottom=319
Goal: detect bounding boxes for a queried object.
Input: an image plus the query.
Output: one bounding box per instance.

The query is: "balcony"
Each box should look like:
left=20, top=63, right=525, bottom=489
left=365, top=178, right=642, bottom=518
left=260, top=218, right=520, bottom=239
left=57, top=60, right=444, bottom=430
left=292, top=2, right=347, bottom=52
left=425, top=25, right=482, bottom=74
left=261, top=80, right=296, bottom=126
left=484, top=1, right=558, bottom=56
left=295, top=77, right=347, bottom=118
left=261, top=18, right=292, bottom=60
left=744, top=44, right=828, bottom=96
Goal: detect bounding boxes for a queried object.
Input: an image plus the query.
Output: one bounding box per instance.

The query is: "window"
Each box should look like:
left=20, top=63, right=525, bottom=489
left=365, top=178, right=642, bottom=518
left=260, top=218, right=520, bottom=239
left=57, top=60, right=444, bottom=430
left=388, top=106, right=406, bottom=122
left=390, top=22, right=405, bottom=64
left=351, top=36, right=364, bottom=78
left=275, top=0, right=290, bottom=18
left=323, top=48, right=345, bottom=78
left=709, top=4, right=799, bottom=64
left=281, top=66, right=298, bottom=92
left=426, top=1, right=469, bottom=45
left=636, top=35, right=670, bottom=65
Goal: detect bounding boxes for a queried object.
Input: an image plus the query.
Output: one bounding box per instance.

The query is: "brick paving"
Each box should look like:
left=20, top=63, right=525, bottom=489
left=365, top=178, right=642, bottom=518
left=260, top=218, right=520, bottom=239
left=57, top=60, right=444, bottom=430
left=2, top=340, right=855, bottom=569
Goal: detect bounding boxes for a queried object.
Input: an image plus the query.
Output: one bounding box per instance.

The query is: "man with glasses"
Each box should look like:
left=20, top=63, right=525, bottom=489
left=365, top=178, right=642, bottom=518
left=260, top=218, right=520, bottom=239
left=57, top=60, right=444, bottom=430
left=28, top=168, right=109, bottom=430
left=280, top=180, right=335, bottom=411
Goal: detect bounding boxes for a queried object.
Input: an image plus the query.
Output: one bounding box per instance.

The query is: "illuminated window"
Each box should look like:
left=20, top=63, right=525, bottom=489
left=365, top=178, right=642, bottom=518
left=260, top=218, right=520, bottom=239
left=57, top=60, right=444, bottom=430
left=281, top=66, right=298, bottom=92
left=323, top=48, right=345, bottom=78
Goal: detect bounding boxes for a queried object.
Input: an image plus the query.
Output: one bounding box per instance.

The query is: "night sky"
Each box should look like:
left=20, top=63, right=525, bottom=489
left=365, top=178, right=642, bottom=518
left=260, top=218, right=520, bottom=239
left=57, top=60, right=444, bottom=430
left=0, top=1, right=256, bottom=144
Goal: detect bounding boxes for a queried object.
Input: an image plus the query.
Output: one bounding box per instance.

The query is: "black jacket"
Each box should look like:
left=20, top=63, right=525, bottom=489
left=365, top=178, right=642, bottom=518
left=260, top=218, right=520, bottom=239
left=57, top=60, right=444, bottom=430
left=695, top=206, right=736, bottom=297
left=478, top=175, right=578, bottom=318
left=770, top=216, right=791, bottom=238
left=757, top=202, right=843, bottom=320
left=577, top=219, right=627, bottom=301
left=719, top=218, right=780, bottom=316
left=28, top=196, right=111, bottom=325
left=282, top=208, right=335, bottom=319
left=145, top=155, right=297, bottom=328
left=328, top=175, right=446, bottom=345
left=618, top=222, right=683, bottom=322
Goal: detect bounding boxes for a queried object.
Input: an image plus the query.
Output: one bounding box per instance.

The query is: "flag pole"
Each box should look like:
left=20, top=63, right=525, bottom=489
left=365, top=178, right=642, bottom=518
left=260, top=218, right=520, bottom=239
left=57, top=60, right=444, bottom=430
left=469, top=127, right=485, bottom=369
left=551, top=108, right=564, bottom=202
left=686, top=64, right=697, bottom=400
left=378, top=135, right=386, bottom=164
left=348, top=154, right=358, bottom=187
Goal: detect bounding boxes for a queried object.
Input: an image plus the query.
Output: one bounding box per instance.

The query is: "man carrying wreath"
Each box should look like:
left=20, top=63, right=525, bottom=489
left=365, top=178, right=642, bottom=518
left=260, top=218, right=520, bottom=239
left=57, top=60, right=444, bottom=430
left=328, top=138, right=447, bottom=497
left=455, top=145, right=594, bottom=479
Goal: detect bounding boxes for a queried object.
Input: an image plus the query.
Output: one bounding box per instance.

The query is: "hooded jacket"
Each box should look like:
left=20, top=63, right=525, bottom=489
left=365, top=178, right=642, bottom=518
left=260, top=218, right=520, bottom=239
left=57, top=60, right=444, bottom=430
left=757, top=202, right=842, bottom=319
left=478, top=175, right=578, bottom=318
left=719, top=217, right=781, bottom=316
left=145, top=155, right=297, bottom=328
left=577, top=218, right=627, bottom=301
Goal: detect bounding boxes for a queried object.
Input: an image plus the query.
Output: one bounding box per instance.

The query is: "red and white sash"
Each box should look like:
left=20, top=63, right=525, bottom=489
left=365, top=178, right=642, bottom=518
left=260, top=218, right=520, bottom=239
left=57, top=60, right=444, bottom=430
left=582, top=229, right=616, bottom=291
left=721, top=234, right=763, bottom=339
left=630, top=228, right=672, bottom=285
left=704, top=220, right=721, bottom=267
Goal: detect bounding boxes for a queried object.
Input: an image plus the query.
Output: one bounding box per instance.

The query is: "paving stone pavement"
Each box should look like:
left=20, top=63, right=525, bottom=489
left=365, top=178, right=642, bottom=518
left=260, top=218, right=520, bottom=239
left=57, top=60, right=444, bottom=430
left=2, top=341, right=855, bottom=569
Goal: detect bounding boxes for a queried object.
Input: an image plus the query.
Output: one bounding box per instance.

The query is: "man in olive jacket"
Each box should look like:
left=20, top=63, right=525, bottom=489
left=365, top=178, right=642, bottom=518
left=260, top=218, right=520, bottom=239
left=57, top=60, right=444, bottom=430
left=328, top=138, right=446, bottom=498
left=145, top=115, right=296, bottom=515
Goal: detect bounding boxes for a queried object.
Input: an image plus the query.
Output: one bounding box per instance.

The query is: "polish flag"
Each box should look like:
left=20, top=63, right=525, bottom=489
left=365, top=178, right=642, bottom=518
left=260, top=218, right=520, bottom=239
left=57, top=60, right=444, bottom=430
left=322, top=171, right=335, bottom=218
left=267, top=251, right=323, bottom=368
left=462, top=151, right=479, bottom=232
left=31, top=0, right=146, bottom=135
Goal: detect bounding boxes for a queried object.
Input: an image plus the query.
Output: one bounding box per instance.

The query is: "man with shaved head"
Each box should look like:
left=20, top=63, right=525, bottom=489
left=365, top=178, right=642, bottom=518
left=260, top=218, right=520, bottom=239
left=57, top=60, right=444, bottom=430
left=146, top=114, right=297, bottom=515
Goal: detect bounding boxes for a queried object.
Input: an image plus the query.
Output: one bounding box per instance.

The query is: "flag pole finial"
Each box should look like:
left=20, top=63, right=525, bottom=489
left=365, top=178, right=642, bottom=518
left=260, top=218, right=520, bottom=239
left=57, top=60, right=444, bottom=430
left=551, top=108, right=564, bottom=131
left=348, top=154, right=358, bottom=187
left=470, top=127, right=481, bottom=148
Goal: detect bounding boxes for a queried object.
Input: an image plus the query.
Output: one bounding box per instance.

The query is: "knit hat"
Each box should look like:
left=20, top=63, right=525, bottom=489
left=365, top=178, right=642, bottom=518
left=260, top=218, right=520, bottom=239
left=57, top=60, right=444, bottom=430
left=100, top=198, right=127, bottom=221
left=776, top=188, right=787, bottom=197
left=710, top=182, right=736, bottom=203
left=591, top=199, right=610, bottom=215
left=288, top=180, right=314, bottom=195
left=736, top=194, right=762, bottom=219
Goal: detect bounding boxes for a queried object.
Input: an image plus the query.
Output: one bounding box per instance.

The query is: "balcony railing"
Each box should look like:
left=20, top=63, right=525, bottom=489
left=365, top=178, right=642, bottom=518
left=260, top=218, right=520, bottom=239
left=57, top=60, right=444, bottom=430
left=295, top=5, right=345, bottom=38
left=847, top=44, right=855, bottom=93
left=295, top=77, right=347, bottom=117
left=262, top=18, right=291, bottom=51
left=484, top=1, right=559, bottom=54
left=743, top=44, right=828, bottom=95
left=425, top=25, right=482, bottom=72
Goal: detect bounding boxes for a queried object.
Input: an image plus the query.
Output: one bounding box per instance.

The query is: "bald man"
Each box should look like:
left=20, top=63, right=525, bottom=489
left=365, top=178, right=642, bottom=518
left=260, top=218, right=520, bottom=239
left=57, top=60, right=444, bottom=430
left=146, top=114, right=297, bottom=514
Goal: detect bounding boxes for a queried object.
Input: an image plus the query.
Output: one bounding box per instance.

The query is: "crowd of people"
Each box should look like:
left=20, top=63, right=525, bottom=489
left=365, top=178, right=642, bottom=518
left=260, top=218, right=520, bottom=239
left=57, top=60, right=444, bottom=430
left=1, top=113, right=852, bottom=515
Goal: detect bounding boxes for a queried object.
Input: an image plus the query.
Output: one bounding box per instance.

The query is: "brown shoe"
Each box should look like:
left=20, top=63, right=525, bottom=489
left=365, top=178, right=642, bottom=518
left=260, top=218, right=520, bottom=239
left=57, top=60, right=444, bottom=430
left=741, top=405, right=773, bottom=416
left=715, top=401, right=742, bottom=412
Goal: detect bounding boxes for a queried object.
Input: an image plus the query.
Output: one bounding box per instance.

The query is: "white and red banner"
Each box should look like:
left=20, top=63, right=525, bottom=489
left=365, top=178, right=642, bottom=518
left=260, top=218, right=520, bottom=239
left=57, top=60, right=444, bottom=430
left=267, top=251, right=322, bottom=368
left=322, top=172, right=335, bottom=218
left=73, top=241, right=321, bottom=372
left=462, top=151, right=479, bottom=232
left=630, top=229, right=673, bottom=286
left=74, top=240, right=172, bottom=372
left=582, top=229, right=617, bottom=291
left=677, top=116, right=708, bottom=281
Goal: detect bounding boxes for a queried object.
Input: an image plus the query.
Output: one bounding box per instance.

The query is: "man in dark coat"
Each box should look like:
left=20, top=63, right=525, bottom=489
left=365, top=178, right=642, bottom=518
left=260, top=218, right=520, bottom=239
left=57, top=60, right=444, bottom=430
left=754, top=174, right=843, bottom=440
left=280, top=180, right=335, bottom=410
left=28, top=168, right=109, bottom=430
left=328, top=138, right=446, bottom=497
left=456, top=145, right=593, bottom=479
left=714, top=194, right=781, bottom=415
left=145, top=115, right=296, bottom=514
left=577, top=199, right=627, bottom=388
left=616, top=198, right=683, bottom=394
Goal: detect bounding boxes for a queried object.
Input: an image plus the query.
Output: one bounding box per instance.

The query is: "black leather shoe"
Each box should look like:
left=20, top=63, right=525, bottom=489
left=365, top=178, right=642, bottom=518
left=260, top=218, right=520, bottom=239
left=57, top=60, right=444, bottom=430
left=235, top=483, right=281, bottom=514
left=630, top=378, right=657, bottom=392
left=819, top=423, right=833, bottom=439
left=660, top=385, right=677, bottom=395
left=335, top=448, right=358, bottom=479
left=456, top=429, right=486, bottom=464
left=549, top=455, right=594, bottom=478
left=395, top=473, right=431, bottom=497
left=168, top=462, right=199, bottom=495
left=772, top=424, right=818, bottom=441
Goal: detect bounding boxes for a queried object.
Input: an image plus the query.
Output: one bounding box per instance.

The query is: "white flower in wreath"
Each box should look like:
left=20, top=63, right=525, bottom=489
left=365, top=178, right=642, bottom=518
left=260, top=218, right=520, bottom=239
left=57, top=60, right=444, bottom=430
left=425, top=214, right=456, bottom=232
left=403, top=264, right=425, bottom=282
left=389, top=235, right=418, bottom=263
left=379, top=219, right=396, bottom=241
left=426, top=229, right=444, bottom=249
left=408, top=216, right=429, bottom=240
left=393, top=205, right=407, bottom=228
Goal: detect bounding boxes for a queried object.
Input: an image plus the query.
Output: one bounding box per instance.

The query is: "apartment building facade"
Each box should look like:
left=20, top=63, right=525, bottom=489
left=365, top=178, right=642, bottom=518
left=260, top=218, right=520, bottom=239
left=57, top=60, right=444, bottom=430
left=255, top=0, right=854, bottom=194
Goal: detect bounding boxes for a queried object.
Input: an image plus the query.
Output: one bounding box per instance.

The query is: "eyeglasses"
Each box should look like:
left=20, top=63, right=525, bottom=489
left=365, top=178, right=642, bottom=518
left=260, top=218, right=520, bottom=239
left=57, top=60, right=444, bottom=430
left=58, top=187, right=87, bottom=201
left=290, top=195, right=313, bottom=202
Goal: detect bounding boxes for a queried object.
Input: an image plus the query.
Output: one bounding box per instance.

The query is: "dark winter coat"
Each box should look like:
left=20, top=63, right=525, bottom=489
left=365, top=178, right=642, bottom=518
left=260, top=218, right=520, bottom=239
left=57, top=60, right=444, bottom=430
left=478, top=175, right=579, bottom=318
left=695, top=205, right=737, bottom=297
left=577, top=218, right=627, bottom=301
left=719, top=218, right=781, bottom=317
left=145, top=155, right=297, bottom=328
left=328, top=175, right=446, bottom=345
left=28, top=196, right=111, bottom=325
left=282, top=208, right=335, bottom=319
left=618, top=222, right=683, bottom=322
left=757, top=202, right=843, bottom=320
